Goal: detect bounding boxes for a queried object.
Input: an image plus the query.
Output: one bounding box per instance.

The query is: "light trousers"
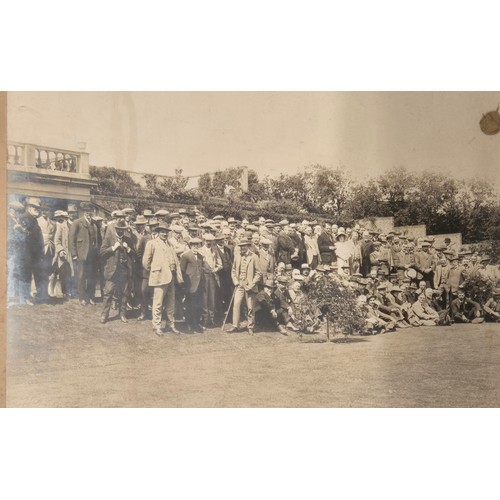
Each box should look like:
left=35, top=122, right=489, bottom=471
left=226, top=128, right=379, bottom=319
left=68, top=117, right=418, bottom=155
left=232, top=286, right=256, bottom=329
left=152, top=282, right=175, bottom=329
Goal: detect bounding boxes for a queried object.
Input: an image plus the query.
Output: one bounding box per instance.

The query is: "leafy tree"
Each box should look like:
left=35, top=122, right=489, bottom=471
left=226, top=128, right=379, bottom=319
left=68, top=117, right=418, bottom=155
left=89, top=166, right=141, bottom=197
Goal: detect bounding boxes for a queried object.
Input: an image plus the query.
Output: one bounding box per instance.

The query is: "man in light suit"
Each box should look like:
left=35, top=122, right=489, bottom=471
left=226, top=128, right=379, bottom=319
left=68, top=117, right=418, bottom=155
left=228, top=238, right=262, bottom=334
left=36, top=203, right=56, bottom=301
left=69, top=202, right=99, bottom=306
left=99, top=219, right=135, bottom=324
left=142, top=222, right=184, bottom=336
left=53, top=210, right=73, bottom=298
left=180, top=237, right=205, bottom=333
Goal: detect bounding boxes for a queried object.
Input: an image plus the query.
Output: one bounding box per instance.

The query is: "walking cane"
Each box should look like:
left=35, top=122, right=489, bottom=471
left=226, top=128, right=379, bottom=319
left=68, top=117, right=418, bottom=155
left=221, top=287, right=237, bottom=332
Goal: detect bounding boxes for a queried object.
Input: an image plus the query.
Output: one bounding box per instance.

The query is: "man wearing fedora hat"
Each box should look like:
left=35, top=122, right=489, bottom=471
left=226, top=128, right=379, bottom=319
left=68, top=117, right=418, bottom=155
left=180, top=237, right=206, bottom=333
left=53, top=210, right=73, bottom=299
left=36, top=202, right=56, bottom=301
left=228, top=238, right=262, bottom=334
left=198, top=233, right=223, bottom=328
left=69, top=202, right=99, bottom=306
left=99, top=219, right=136, bottom=324
left=142, top=223, right=184, bottom=335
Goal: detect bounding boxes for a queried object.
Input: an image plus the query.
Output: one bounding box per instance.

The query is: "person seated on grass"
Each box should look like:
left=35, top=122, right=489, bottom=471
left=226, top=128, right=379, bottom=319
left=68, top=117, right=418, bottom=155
left=424, top=288, right=451, bottom=325
left=365, top=296, right=396, bottom=334
left=389, top=286, right=422, bottom=327
left=411, top=293, right=440, bottom=326
left=482, top=289, right=500, bottom=322
left=275, top=275, right=296, bottom=331
left=375, top=283, right=410, bottom=328
left=255, top=279, right=288, bottom=335
left=450, top=289, right=484, bottom=324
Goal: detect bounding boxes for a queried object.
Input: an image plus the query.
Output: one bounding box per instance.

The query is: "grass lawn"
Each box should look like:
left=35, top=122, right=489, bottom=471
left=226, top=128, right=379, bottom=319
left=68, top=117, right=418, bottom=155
left=6, top=299, right=500, bottom=407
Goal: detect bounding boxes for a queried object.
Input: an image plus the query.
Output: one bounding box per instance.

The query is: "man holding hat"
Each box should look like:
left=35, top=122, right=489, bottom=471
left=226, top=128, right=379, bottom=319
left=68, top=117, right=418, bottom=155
left=99, top=219, right=136, bottom=324
left=228, top=238, right=262, bottom=334
left=142, top=223, right=184, bottom=335
left=69, top=202, right=99, bottom=306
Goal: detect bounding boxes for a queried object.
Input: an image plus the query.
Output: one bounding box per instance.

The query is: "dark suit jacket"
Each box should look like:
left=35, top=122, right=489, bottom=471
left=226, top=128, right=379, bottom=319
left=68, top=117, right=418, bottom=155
left=317, top=232, right=335, bottom=264
left=99, top=230, right=135, bottom=281
left=70, top=216, right=99, bottom=262
left=277, top=231, right=296, bottom=264
left=181, top=250, right=204, bottom=293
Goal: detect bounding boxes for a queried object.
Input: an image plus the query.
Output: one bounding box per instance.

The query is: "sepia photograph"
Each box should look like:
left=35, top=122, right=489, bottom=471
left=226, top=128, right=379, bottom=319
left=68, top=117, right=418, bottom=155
left=5, top=91, right=500, bottom=408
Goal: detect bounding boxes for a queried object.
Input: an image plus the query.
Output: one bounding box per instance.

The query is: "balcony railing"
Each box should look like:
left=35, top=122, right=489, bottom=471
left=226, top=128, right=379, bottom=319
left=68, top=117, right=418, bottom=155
left=7, top=141, right=89, bottom=175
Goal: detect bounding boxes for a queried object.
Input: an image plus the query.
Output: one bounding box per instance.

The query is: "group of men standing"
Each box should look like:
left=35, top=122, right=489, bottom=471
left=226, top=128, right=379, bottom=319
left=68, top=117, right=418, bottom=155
left=7, top=198, right=500, bottom=336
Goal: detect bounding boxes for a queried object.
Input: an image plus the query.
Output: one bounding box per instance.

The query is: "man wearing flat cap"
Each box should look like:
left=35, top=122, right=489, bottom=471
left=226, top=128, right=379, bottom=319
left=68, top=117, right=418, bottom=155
left=142, top=223, right=184, bottom=335
left=228, top=238, right=262, bottom=334
left=18, top=197, right=44, bottom=305
left=69, top=202, right=99, bottom=306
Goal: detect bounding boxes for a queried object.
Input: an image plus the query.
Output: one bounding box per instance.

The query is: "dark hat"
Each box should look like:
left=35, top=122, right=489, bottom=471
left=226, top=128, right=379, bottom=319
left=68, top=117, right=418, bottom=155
left=154, top=222, right=171, bottom=232
left=277, top=276, right=289, bottom=284
left=115, top=219, right=128, bottom=230
left=263, top=279, right=276, bottom=288
left=80, top=202, right=93, bottom=212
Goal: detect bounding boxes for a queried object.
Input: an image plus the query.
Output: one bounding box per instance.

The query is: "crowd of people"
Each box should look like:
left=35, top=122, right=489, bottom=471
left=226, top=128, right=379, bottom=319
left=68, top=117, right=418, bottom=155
left=7, top=197, right=500, bottom=337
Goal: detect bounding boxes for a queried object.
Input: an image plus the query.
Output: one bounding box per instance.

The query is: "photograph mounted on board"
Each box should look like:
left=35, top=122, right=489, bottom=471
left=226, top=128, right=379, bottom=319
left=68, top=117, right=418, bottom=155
left=5, top=91, right=500, bottom=407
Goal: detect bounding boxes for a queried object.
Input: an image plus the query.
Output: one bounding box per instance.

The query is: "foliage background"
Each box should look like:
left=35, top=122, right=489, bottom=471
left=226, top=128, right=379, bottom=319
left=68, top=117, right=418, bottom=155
left=89, top=164, right=500, bottom=250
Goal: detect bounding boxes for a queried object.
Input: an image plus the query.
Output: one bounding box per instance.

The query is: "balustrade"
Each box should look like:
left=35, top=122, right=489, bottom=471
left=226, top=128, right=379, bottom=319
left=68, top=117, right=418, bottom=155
left=7, top=142, right=89, bottom=175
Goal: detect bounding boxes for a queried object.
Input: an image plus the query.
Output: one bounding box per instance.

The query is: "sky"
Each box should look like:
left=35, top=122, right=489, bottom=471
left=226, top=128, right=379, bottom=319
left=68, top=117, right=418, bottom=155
left=7, top=92, right=500, bottom=188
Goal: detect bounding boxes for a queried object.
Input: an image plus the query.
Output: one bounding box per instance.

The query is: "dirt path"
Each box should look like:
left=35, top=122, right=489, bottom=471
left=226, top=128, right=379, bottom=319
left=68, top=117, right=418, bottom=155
left=6, top=301, right=500, bottom=407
